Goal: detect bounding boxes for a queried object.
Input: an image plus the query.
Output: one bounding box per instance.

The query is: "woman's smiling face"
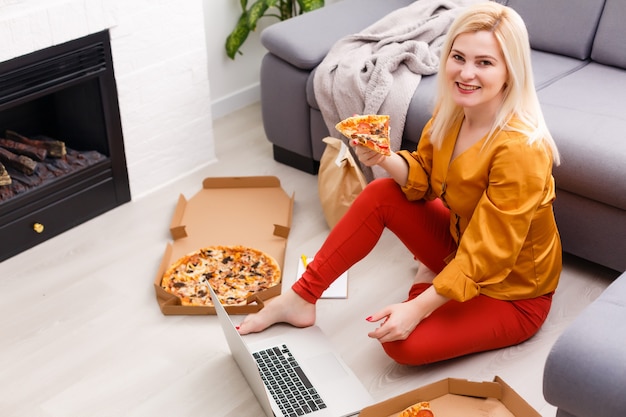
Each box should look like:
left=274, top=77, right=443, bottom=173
left=445, top=30, right=508, bottom=113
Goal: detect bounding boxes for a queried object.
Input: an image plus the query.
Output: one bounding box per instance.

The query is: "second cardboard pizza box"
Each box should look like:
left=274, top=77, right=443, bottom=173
left=359, top=376, right=541, bottom=417
left=153, top=176, right=294, bottom=315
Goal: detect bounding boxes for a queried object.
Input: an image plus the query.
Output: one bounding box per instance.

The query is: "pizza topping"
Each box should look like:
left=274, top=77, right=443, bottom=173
left=399, top=401, right=434, bottom=417
left=161, top=245, right=281, bottom=307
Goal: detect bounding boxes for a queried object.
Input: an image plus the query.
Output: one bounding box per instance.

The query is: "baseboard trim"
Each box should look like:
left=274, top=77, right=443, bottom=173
left=211, top=83, right=260, bottom=119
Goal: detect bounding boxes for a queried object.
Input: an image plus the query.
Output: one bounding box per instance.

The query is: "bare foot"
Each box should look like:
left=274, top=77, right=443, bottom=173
left=237, top=288, right=316, bottom=334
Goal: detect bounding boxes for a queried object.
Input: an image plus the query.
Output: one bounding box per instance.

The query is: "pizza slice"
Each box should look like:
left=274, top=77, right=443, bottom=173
left=335, top=114, right=391, bottom=156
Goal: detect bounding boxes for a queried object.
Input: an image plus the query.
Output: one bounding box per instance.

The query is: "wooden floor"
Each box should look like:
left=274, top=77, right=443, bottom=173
left=0, top=103, right=620, bottom=417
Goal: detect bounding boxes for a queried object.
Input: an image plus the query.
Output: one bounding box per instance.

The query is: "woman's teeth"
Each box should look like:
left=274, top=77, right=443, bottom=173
left=458, top=83, right=479, bottom=91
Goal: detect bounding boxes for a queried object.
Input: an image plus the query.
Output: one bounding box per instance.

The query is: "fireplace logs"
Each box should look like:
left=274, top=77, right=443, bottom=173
left=0, top=130, right=106, bottom=202
left=0, top=138, right=47, bottom=161
left=6, top=130, right=66, bottom=158
left=0, top=163, right=9, bottom=186
left=0, top=146, right=38, bottom=175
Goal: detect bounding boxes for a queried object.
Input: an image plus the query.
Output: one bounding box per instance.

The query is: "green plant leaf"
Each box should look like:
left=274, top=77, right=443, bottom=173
left=297, top=0, right=324, bottom=13
left=226, top=0, right=324, bottom=59
left=279, top=0, right=294, bottom=20
left=225, top=13, right=251, bottom=59
left=247, top=0, right=278, bottom=31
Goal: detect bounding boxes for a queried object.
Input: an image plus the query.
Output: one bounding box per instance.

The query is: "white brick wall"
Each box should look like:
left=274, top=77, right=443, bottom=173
left=0, top=0, right=216, bottom=199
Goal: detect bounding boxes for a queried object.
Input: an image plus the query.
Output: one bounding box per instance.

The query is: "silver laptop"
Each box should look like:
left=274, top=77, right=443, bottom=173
left=209, top=287, right=373, bottom=417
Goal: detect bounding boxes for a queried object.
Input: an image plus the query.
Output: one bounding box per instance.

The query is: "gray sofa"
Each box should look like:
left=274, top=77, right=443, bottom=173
left=542, top=270, right=626, bottom=417
left=259, top=0, right=626, bottom=274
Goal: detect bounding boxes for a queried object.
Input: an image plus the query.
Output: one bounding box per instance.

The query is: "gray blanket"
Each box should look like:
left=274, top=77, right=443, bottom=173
left=314, top=0, right=478, bottom=179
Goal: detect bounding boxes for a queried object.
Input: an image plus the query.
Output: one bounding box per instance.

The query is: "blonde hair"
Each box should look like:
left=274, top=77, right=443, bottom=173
left=430, top=2, right=560, bottom=164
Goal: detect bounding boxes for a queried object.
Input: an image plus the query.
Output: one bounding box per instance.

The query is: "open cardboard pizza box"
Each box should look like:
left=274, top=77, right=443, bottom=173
left=153, top=176, right=294, bottom=315
left=359, top=376, right=541, bottom=417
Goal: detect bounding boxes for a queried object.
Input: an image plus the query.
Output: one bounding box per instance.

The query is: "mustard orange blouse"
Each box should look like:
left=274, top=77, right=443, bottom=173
left=397, top=117, right=562, bottom=302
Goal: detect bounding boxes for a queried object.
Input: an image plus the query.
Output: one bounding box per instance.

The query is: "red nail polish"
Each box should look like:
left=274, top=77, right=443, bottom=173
left=365, top=316, right=373, bottom=322
left=235, top=326, right=240, bottom=330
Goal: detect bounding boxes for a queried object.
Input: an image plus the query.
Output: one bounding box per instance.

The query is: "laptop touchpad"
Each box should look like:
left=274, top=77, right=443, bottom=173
left=304, top=352, right=349, bottom=383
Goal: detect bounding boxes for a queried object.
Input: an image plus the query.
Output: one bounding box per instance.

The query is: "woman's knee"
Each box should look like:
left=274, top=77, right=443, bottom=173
left=381, top=339, right=431, bottom=366
left=364, top=177, right=400, bottom=196
left=354, top=178, right=405, bottom=210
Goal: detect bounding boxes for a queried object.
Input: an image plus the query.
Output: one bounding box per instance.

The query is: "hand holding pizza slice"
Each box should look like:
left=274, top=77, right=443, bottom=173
left=335, top=114, right=391, bottom=156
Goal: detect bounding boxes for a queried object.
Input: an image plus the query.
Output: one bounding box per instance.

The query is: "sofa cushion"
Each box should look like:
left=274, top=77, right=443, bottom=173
left=591, top=0, right=626, bottom=69
left=502, top=0, right=605, bottom=60
left=538, top=63, right=626, bottom=210
left=260, top=0, right=414, bottom=70
left=530, top=50, right=589, bottom=89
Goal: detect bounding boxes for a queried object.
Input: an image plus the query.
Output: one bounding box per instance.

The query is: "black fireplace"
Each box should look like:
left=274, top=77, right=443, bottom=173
left=0, top=30, right=131, bottom=262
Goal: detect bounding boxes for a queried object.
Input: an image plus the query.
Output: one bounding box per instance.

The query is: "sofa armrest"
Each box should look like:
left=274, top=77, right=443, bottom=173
left=260, top=0, right=413, bottom=70
left=543, top=272, right=626, bottom=417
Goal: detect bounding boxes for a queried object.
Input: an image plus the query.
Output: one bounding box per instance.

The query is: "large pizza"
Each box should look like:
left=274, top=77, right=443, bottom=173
left=161, top=245, right=281, bottom=307
left=335, top=114, right=391, bottom=156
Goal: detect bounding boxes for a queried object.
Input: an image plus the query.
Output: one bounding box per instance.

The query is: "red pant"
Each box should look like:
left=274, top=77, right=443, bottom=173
left=293, top=178, right=552, bottom=365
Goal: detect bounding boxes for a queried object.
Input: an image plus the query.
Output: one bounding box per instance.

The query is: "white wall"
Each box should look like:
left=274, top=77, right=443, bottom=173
left=203, top=0, right=342, bottom=119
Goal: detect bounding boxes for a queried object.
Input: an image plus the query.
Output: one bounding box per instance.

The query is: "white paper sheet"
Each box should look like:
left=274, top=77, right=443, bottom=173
left=296, top=256, right=348, bottom=299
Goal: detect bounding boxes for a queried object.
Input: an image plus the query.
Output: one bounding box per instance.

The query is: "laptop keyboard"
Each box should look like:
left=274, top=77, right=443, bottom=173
left=253, top=344, right=328, bottom=417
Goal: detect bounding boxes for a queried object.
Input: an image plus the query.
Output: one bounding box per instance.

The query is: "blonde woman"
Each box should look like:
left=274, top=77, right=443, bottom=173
left=239, top=2, right=562, bottom=366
